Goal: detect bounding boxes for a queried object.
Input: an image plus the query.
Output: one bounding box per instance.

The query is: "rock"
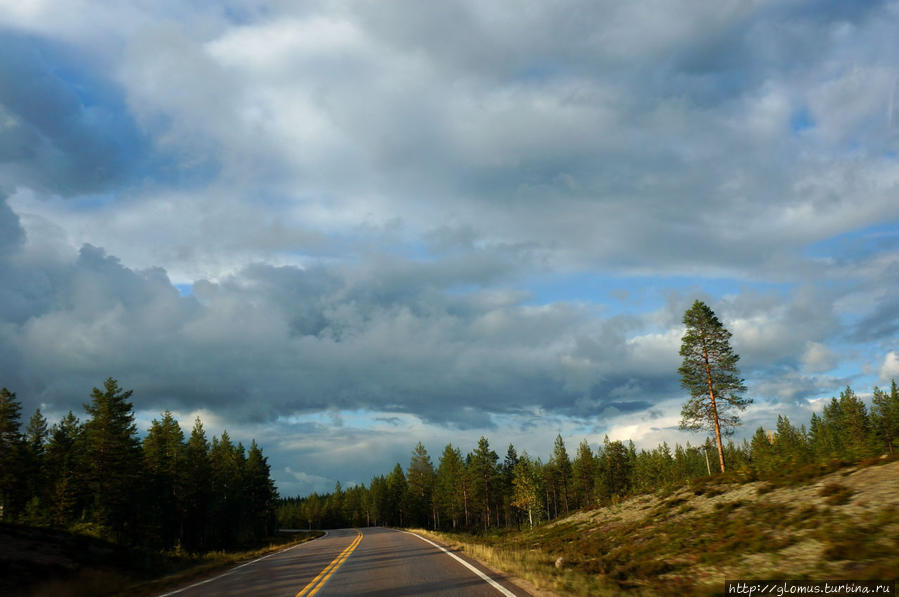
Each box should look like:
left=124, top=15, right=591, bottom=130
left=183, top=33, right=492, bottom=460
left=555, top=556, right=564, bottom=569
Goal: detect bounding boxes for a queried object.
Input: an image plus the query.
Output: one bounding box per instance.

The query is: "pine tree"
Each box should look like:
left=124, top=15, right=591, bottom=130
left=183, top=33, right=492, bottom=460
left=368, top=475, right=389, bottom=527
left=596, top=436, right=630, bottom=500
left=750, top=426, right=776, bottom=476
left=837, top=386, right=872, bottom=460
left=386, top=463, right=407, bottom=526
left=182, top=417, right=211, bottom=551
left=551, top=435, right=572, bottom=515
left=45, top=411, right=85, bottom=527
left=501, top=444, right=519, bottom=528
left=470, top=437, right=499, bottom=529
left=572, top=440, right=596, bottom=508
left=208, top=431, right=245, bottom=547
left=23, top=408, right=50, bottom=524
left=435, top=444, right=465, bottom=529
left=0, top=388, right=25, bottom=520
left=143, top=411, right=185, bottom=549
left=678, top=300, right=751, bottom=472
left=245, top=440, right=278, bottom=540
left=773, top=415, right=809, bottom=469
left=83, top=378, right=143, bottom=543
left=407, top=442, right=435, bottom=528
left=871, top=380, right=899, bottom=455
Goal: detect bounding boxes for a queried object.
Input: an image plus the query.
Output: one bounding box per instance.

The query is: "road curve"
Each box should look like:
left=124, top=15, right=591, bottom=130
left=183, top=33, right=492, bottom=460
left=159, top=527, right=532, bottom=597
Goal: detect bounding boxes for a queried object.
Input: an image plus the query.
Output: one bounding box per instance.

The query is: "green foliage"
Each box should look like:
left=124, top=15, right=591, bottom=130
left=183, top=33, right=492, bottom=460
left=435, top=444, right=466, bottom=529
left=511, top=452, right=542, bottom=528
left=596, top=436, right=631, bottom=501
left=678, top=301, right=750, bottom=432
left=387, top=462, right=408, bottom=526
left=0, top=387, right=25, bottom=519
left=83, top=378, right=143, bottom=543
left=0, top=380, right=278, bottom=552
left=572, top=440, right=595, bottom=509
left=143, top=411, right=186, bottom=549
left=470, top=436, right=500, bottom=529
left=45, top=411, right=85, bottom=528
left=678, top=300, right=751, bottom=472
left=406, top=442, right=435, bottom=528
left=871, top=381, right=899, bottom=456
left=551, top=434, right=573, bottom=515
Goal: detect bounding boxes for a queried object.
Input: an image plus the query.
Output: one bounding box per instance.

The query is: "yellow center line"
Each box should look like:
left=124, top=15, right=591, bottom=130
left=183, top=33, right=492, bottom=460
left=295, top=530, right=363, bottom=597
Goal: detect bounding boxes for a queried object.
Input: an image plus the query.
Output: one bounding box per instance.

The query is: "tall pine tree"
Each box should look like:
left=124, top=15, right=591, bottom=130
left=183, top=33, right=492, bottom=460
left=83, top=378, right=144, bottom=542
left=143, top=411, right=185, bottom=549
left=678, top=300, right=750, bottom=472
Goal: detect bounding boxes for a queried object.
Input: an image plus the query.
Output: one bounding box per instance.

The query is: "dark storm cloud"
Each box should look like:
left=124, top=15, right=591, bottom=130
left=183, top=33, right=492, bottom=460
left=0, top=202, right=684, bottom=427
left=2, top=1, right=899, bottom=494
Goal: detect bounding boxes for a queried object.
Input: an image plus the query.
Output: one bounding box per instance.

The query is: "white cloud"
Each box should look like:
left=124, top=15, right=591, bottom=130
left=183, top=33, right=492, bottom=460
left=881, top=351, right=899, bottom=381
left=801, top=341, right=838, bottom=373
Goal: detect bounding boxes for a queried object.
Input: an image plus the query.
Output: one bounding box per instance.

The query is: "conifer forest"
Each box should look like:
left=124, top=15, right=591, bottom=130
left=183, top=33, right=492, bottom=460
left=0, top=378, right=278, bottom=551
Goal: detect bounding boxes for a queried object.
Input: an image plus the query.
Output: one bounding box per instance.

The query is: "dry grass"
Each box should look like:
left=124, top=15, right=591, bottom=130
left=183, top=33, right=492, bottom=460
left=417, top=460, right=899, bottom=596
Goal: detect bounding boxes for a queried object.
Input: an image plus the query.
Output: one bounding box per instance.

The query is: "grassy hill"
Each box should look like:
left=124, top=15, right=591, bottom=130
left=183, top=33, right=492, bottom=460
left=416, top=458, right=899, bottom=596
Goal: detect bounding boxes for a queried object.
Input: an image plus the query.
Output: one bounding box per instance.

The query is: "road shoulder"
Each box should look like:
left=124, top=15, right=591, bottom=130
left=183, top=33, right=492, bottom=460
left=405, top=529, right=562, bottom=597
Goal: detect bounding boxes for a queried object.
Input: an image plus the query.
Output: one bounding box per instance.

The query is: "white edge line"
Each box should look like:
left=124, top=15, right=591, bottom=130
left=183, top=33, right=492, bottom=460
left=402, top=531, right=518, bottom=597
left=156, top=531, right=329, bottom=597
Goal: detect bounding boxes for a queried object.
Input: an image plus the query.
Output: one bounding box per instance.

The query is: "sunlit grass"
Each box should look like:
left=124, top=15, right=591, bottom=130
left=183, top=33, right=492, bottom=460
left=409, top=459, right=899, bottom=596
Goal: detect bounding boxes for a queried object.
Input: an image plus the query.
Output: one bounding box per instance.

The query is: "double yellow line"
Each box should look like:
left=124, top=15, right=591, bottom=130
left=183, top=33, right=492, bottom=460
left=295, top=530, right=363, bottom=597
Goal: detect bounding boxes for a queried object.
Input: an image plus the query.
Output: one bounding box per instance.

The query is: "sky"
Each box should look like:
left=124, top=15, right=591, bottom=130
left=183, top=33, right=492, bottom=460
left=1, top=0, right=898, bottom=496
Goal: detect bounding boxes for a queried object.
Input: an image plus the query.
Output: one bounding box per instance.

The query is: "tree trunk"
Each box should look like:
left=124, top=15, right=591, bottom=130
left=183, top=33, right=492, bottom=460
left=462, top=484, right=470, bottom=528
left=483, top=475, right=490, bottom=531
left=701, top=333, right=726, bottom=473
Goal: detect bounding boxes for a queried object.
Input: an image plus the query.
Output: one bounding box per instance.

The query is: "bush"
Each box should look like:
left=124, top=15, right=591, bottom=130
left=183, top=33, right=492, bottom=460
left=818, top=483, right=853, bottom=506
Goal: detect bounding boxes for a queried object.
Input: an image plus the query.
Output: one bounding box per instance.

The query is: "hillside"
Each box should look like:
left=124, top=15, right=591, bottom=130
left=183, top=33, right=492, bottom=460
left=418, top=458, right=899, bottom=596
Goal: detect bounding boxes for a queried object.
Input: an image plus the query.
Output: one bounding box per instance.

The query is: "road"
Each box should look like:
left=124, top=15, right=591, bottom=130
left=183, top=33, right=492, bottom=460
left=159, top=527, right=533, bottom=597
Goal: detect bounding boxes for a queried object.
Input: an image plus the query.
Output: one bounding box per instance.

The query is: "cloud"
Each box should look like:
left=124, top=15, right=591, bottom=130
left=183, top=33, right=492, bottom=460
left=881, top=351, right=899, bottom=382
left=801, top=341, right=839, bottom=373
left=2, top=1, right=899, bottom=494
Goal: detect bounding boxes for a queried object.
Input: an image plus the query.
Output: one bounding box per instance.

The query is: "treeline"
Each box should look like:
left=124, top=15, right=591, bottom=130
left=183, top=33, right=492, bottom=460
left=0, top=378, right=278, bottom=551
left=278, top=381, right=899, bottom=531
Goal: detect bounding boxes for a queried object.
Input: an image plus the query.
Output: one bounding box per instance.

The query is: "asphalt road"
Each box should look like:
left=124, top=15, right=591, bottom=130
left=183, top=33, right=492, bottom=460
left=159, top=527, right=532, bottom=597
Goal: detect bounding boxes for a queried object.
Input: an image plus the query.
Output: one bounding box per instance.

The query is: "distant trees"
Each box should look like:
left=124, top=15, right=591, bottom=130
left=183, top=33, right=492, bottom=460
left=5, top=371, right=894, bottom=543
left=678, top=300, right=751, bottom=472
left=0, top=379, right=278, bottom=551
left=277, top=376, right=899, bottom=533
